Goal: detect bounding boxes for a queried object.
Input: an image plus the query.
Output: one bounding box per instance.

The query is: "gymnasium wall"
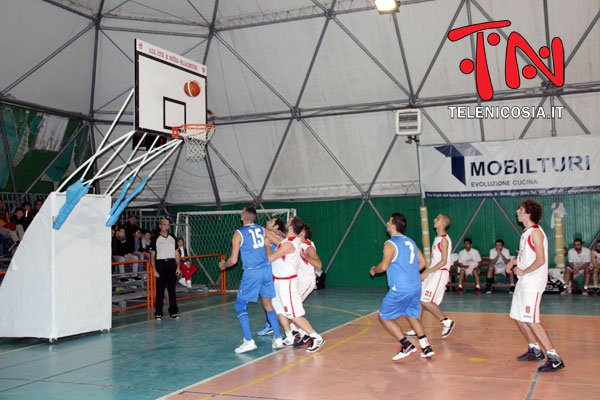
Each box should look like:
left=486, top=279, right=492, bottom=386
left=168, top=193, right=600, bottom=288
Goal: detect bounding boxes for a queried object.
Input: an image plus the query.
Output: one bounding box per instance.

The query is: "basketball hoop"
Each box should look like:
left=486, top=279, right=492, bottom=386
left=172, top=124, right=215, bottom=161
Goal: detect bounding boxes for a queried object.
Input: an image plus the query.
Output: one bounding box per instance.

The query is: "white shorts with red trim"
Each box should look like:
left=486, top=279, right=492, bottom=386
left=510, top=283, right=543, bottom=323
left=421, top=269, right=449, bottom=305
left=272, top=275, right=305, bottom=319
left=297, top=277, right=315, bottom=301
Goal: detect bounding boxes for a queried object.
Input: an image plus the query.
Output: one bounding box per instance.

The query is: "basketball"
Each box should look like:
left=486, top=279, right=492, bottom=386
left=184, top=80, right=201, bottom=97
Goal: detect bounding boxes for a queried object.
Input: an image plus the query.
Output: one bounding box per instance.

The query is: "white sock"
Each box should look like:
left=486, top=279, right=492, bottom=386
left=529, top=343, right=541, bottom=350
left=418, top=336, right=430, bottom=349
left=546, top=349, right=560, bottom=358
left=476, top=285, right=480, bottom=288
left=309, top=331, right=322, bottom=340
left=458, top=285, right=463, bottom=288
left=290, top=322, right=298, bottom=331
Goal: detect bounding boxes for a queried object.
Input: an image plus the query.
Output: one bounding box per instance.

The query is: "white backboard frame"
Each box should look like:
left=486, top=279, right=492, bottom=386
left=135, top=39, right=207, bottom=137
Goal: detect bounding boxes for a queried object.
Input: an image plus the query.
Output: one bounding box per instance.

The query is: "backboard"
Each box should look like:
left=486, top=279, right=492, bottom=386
left=134, top=39, right=207, bottom=137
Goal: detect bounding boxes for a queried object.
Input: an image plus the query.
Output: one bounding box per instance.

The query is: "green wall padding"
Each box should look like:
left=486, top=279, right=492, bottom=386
left=168, top=192, right=600, bottom=288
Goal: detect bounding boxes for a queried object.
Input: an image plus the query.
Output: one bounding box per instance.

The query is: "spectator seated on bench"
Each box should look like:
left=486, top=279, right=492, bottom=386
left=484, top=239, right=515, bottom=294
left=456, top=238, right=482, bottom=295
left=112, top=224, right=143, bottom=274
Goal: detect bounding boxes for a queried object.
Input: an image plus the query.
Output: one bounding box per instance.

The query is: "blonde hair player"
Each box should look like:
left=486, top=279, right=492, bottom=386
left=406, top=214, right=455, bottom=339
left=507, top=199, right=565, bottom=372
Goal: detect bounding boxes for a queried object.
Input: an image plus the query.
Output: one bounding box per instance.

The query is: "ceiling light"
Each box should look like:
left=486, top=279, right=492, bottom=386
left=375, top=0, right=399, bottom=14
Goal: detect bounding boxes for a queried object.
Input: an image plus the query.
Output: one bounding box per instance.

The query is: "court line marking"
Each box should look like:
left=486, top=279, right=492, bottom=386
left=160, top=306, right=374, bottom=400
left=525, top=331, right=553, bottom=400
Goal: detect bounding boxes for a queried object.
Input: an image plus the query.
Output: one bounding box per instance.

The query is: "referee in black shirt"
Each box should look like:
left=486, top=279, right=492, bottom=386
left=150, top=218, right=181, bottom=319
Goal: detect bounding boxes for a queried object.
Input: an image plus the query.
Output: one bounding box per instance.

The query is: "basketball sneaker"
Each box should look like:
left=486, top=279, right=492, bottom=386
left=234, top=338, right=257, bottom=354
left=293, top=334, right=312, bottom=348
left=404, top=330, right=417, bottom=338
left=537, top=357, right=565, bottom=372
left=582, top=287, right=589, bottom=295
left=474, top=287, right=482, bottom=295
left=306, top=337, right=325, bottom=353
left=457, top=287, right=464, bottom=294
left=170, top=314, right=180, bottom=319
left=257, top=321, right=274, bottom=336
left=560, top=285, right=568, bottom=295
left=154, top=314, right=162, bottom=321
left=272, top=337, right=284, bottom=349
left=392, top=343, right=416, bottom=361
left=282, top=336, right=295, bottom=347
left=516, top=347, right=544, bottom=361
left=420, top=346, right=435, bottom=358
left=441, top=319, right=455, bottom=338
left=509, top=285, right=515, bottom=294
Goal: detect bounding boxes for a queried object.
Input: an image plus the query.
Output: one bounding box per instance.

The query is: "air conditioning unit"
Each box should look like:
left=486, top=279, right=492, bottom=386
left=395, top=109, right=421, bottom=135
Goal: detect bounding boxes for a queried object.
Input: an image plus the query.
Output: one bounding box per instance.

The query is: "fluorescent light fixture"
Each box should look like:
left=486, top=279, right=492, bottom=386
left=375, top=0, right=399, bottom=14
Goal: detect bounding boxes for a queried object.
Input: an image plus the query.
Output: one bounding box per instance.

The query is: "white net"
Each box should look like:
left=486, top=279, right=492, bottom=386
left=176, top=124, right=215, bottom=162
left=176, top=209, right=296, bottom=290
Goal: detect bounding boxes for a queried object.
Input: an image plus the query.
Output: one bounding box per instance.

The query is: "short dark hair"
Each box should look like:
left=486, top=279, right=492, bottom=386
left=440, top=214, right=451, bottom=229
left=273, top=218, right=285, bottom=232
left=15, top=207, right=23, bottom=213
left=243, top=206, right=257, bottom=223
left=519, top=199, right=542, bottom=224
left=303, top=224, right=312, bottom=240
left=574, top=238, right=583, bottom=244
left=391, top=213, right=407, bottom=234
left=495, top=239, right=504, bottom=245
left=289, top=216, right=305, bottom=235
left=464, top=238, right=472, bottom=244
left=22, top=202, right=31, bottom=208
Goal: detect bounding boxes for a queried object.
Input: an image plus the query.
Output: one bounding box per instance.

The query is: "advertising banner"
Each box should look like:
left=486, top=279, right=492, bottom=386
left=422, top=136, right=600, bottom=198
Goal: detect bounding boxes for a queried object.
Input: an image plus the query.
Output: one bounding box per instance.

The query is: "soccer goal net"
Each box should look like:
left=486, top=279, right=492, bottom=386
left=175, top=209, right=296, bottom=291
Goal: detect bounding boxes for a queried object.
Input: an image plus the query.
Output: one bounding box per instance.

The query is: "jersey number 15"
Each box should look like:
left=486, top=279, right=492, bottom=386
left=249, top=229, right=265, bottom=249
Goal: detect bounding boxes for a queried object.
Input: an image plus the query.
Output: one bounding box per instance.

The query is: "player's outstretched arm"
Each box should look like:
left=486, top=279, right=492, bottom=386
left=370, top=242, right=395, bottom=276
left=219, top=232, right=241, bottom=270
left=301, top=246, right=322, bottom=270
left=268, top=242, right=294, bottom=262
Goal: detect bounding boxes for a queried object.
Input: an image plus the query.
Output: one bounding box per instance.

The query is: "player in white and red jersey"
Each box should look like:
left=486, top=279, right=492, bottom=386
left=298, top=224, right=322, bottom=301
left=266, top=216, right=325, bottom=353
left=592, top=241, right=600, bottom=295
left=507, top=199, right=565, bottom=372
left=406, top=214, right=455, bottom=339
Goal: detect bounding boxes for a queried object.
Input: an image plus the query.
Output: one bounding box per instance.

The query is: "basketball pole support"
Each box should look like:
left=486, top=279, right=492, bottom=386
left=0, top=88, right=183, bottom=341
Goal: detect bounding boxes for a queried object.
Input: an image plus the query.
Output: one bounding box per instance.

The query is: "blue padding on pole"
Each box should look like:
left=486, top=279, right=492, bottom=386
left=105, top=176, right=151, bottom=227
left=108, top=176, right=134, bottom=218
left=53, top=180, right=91, bottom=230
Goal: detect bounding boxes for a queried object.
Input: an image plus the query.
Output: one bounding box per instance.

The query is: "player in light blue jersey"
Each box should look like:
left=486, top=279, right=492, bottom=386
left=219, top=207, right=283, bottom=353
left=370, top=213, right=434, bottom=361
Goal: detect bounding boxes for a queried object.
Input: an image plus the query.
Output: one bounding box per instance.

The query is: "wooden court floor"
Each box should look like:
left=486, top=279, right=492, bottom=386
left=0, top=288, right=599, bottom=400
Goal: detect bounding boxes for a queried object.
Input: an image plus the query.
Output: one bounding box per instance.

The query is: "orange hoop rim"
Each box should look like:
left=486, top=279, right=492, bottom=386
left=172, top=123, right=215, bottom=139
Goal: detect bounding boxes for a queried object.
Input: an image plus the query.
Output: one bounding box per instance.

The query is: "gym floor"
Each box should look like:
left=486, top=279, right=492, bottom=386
left=0, top=288, right=598, bottom=399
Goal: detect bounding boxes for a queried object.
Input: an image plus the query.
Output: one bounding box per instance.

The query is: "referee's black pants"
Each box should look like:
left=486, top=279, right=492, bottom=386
left=154, top=259, right=178, bottom=317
